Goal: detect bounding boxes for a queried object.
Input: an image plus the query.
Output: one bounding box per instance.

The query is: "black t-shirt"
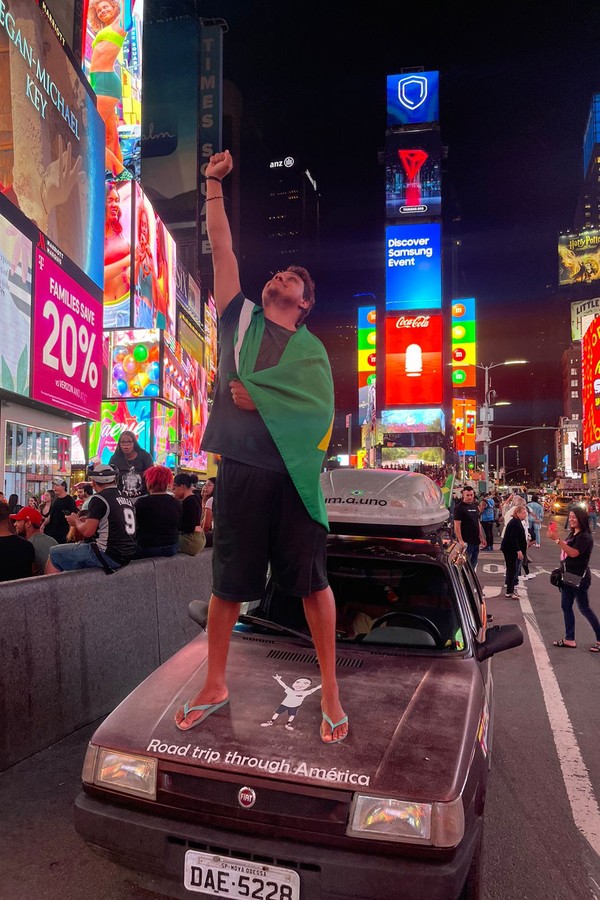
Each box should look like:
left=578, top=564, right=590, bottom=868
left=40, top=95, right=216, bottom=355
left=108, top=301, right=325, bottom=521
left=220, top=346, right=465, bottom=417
left=85, top=488, right=136, bottom=563
left=565, top=530, right=593, bottom=576
left=180, top=492, right=202, bottom=534
left=454, top=499, right=481, bottom=545
left=201, top=293, right=289, bottom=473
left=44, top=493, right=77, bottom=543
left=135, top=493, right=182, bottom=547
left=108, top=449, right=154, bottom=499
left=0, top=534, right=35, bottom=581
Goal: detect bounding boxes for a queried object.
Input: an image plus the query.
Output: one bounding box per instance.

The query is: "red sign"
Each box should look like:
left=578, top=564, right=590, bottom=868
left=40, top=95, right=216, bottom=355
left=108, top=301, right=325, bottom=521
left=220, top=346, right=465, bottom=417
left=385, top=313, right=443, bottom=406
left=582, top=316, right=600, bottom=452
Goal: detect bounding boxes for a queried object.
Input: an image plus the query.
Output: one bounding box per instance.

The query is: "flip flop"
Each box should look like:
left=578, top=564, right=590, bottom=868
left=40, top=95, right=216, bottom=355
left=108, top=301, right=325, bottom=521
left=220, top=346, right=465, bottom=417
left=321, top=712, right=349, bottom=745
left=175, top=698, right=229, bottom=732
left=553, top=640, right=576, bottom=648
left=590, top=643, right=600, bottom=653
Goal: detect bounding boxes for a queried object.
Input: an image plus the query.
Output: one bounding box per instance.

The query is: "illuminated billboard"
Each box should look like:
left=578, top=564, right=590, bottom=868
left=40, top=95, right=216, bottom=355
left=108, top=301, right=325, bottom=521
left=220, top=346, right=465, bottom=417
left=89, top=398, right=152, bottom=463
left=381, top=408, right=444, bottom=433
left=558, top=230, right=600, bottom=286
left=387, top=71, right=439, bottom=127
left=384, top=312, right=443, bottom=406
left=385, top=131, right=442, bottom=219
left=133, top=184, right=177, bottom=335
left=0, top=211, right=32, bottom=397
left=582, top=316, right=600, bottom=459
left=83, top=0, right=144, bottom=181
left=104, top=180, right=133, bottom=328
left=451, top=298, right=476, bottom=388
left=385, top=224, right=441, bottom=311
left=108, top=329, right=160, bottom=399
left=31, top=246, right=103, bottom=419
left=0, top=0, right=104, bottom=288
left=570, top=297, right=600, bottom=342
left=452, top=398, right=477, bottom=455
left=153, top=401, right=177, bottom=467
left=357, top=306, right=376, bottom=425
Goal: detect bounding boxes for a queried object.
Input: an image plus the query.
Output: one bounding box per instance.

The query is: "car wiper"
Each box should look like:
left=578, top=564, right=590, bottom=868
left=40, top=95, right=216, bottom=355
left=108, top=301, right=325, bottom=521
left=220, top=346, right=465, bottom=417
left=238, top=615, right=315, bottom=646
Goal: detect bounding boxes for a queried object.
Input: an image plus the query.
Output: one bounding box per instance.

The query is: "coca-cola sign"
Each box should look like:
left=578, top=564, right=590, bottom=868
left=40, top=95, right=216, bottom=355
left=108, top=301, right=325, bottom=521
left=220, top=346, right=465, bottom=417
left=395, top=315, right=431, bottom=328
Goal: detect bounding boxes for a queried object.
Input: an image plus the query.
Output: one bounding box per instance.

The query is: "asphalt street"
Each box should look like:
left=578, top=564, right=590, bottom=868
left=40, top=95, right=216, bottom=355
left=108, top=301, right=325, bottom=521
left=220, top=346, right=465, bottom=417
left=1, top=515, right=600, bottom=900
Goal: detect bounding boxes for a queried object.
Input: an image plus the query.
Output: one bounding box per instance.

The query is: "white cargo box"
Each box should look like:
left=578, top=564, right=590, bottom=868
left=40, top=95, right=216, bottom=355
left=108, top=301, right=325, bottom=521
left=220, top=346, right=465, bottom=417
left=320, top=469, right=449, bottom=537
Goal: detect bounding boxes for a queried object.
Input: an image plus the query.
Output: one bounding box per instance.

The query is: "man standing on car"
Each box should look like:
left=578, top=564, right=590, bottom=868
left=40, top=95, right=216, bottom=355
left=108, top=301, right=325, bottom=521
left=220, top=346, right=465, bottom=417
left=175, top=150, right=347, bottom=744
left=454, top=486, right=487, bottom=569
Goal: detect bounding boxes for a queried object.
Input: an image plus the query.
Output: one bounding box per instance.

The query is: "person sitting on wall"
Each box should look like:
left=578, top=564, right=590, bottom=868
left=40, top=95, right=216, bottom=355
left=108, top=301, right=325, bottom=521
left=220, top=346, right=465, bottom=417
left=10, top=507, right=57, bottom=576
left=133, top=466, right=182, bottom=558
left=45, top=464, right=136, bottom=574
left=0, top=500, right=35, bottom=581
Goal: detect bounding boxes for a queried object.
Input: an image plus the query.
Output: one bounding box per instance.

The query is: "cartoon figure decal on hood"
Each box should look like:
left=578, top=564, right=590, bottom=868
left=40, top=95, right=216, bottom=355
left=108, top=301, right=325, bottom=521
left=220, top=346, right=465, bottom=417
left=261, top=674, right=321, bottom=731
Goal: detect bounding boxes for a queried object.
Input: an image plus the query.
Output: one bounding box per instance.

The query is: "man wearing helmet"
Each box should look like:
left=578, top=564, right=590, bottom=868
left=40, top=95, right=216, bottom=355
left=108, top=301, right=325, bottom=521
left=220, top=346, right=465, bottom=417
left=45, top=463, right=136, bottom=574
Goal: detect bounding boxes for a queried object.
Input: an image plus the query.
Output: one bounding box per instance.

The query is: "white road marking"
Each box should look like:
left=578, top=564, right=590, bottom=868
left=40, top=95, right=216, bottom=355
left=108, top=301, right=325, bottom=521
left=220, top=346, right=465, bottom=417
left=482, top=585, right=502, bottom=599
left=518, top=589, right=600, bottom=856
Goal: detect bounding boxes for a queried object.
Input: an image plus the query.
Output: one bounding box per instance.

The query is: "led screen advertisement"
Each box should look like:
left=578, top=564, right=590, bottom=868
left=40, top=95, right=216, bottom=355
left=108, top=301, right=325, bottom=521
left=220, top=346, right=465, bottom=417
left=0, top=210, right=32, bottom=397
left=384, top=312, right=443, bottom=407
left=108, top=328, right=160, bottom=399
left=558, top=230, right=600, bottom=286
left=133, top=184, right=177, bottom=335
left=0, top=0, right=104, bottom=288
left=153, top=401, right=177, bottom=467
left=88, top=398, right=152, bottom=463
left=387, top=71, right=439, bottom=128
left=451, top=298, right=476, bottom=388
left=385, top=224, right=441, bottom=311
left=385, top=131, right=442, bottom=219
left=452, top=398, right=477, bottom=455
left=582, top=316, right=600, bottom=462
left=104, top=179, right=133, bottom=328
left=31, top=246, right=103, bottom=418
left=571, top=297, right=600, bottom=342
left=381, top=408, right=445, bottom=433
left=83, top=0, right=143, bottom=181
left=357, top=306, right=376, bottom=425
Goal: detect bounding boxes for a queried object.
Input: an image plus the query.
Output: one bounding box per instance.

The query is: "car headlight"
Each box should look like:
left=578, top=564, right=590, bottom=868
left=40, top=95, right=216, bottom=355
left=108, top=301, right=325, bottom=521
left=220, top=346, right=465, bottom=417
left=82, top=744, right=157, bottom=800
left=347, top=794, right=464, bottom=847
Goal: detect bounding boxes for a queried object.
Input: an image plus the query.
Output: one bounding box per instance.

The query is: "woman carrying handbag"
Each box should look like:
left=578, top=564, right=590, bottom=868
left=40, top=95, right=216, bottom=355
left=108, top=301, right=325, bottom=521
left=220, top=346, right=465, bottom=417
left=548, top=507, right=600, bottom=651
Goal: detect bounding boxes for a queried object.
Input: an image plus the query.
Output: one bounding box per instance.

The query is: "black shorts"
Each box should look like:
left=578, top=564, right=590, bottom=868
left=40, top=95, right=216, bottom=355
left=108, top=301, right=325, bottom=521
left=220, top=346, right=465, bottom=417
left=212, top=458, right=329, bottom=602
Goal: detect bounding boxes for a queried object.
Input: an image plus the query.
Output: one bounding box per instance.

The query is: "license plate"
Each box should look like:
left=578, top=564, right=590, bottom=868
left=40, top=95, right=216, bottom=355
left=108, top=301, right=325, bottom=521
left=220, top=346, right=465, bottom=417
left=184, top=850, right=300, bottom=899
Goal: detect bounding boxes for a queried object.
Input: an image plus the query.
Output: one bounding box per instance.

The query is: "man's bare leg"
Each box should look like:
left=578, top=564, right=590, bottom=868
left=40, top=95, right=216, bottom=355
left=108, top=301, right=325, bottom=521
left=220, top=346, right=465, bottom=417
left=175, top=594, right=240, bottom=730
left=303, top=587, right=348, bottom=742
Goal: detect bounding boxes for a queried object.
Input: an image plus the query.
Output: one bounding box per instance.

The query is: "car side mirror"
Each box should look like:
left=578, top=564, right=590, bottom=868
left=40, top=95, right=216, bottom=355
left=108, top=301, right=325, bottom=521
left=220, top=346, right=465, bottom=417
left=474, top=623, right=523, bottom=662
left=188, top=599, right=209, bottom=629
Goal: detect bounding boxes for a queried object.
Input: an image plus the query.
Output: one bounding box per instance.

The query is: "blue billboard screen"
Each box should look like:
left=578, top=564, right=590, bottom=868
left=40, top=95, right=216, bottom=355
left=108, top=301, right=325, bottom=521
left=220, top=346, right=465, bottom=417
left=385, top=224, right=442, bottom=311
left=387, top=71, right=439, bottom=127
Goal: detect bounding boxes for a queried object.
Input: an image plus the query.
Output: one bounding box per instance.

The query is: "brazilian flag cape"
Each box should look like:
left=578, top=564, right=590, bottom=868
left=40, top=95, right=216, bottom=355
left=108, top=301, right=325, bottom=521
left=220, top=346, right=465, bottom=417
left=234, top=300, right=334, bottom=530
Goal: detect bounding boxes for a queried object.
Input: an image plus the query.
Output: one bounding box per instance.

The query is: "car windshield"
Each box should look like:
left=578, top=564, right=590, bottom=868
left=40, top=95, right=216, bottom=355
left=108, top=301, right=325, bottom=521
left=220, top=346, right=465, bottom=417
left=247, top=540, right=464, bottom=653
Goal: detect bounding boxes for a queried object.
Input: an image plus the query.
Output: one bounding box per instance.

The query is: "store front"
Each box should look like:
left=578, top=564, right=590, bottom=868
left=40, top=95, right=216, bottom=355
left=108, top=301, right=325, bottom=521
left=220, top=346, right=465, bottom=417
left=1, top=402, right=73, bottom=503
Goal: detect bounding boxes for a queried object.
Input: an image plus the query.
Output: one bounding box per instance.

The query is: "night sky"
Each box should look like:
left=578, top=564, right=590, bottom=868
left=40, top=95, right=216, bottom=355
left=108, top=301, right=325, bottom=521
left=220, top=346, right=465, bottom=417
left=179, top=1, right=600, bottom=470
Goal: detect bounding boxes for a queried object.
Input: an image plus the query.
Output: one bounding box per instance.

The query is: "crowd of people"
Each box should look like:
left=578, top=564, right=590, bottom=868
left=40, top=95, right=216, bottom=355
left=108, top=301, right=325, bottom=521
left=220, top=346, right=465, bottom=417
left=0, top=462, right=216, bottom=583
left=452, top=484, right=600, bottom=653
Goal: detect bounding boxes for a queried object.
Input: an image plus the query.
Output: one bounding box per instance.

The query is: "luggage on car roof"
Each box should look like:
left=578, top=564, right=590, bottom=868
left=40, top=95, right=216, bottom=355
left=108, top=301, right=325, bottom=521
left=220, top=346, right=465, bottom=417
left=321, top=469, right=449, bottom=537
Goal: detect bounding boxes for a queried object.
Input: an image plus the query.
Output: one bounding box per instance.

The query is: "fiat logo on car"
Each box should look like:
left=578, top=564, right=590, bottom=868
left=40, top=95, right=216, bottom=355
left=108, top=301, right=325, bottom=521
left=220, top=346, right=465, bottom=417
left=238, top=786, right=256, bottom=808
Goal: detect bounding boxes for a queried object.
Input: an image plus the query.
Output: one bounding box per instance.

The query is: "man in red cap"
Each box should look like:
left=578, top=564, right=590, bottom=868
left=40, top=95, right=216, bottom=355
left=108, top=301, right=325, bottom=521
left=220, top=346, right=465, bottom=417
left=11, top=507, right=57, bottom=576
left=0, top=501, right=34, bottom=581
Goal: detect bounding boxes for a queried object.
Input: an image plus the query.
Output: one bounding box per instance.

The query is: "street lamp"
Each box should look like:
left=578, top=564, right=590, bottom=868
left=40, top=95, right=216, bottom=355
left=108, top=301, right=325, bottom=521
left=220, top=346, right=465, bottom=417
left=477, top=360, right=528, bottom=488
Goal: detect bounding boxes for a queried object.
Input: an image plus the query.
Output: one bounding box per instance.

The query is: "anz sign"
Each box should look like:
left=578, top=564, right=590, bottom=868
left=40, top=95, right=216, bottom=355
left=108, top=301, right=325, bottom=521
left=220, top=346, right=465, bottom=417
left=387, top=71, right=439, bottom=127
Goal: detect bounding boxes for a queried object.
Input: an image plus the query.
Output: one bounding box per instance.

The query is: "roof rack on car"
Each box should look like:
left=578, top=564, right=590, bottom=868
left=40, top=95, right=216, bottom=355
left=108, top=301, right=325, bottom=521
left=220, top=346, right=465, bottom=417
left=321, top=469, right=450, bottom=540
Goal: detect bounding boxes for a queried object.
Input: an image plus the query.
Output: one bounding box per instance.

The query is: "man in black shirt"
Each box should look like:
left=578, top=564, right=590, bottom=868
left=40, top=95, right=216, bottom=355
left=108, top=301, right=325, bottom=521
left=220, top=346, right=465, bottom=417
left=45, top=464, right=136, bottom=574
left=0, top=500, right=35, bottom=581
left=453, top=486, right=486, bottom=570
left=44, top=479, right=77, bottom=543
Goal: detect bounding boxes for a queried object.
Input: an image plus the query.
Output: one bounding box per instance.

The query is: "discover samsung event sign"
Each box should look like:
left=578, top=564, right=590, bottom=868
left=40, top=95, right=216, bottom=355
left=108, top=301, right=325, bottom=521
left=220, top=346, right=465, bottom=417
left=385, top=224, right=441, bottom=311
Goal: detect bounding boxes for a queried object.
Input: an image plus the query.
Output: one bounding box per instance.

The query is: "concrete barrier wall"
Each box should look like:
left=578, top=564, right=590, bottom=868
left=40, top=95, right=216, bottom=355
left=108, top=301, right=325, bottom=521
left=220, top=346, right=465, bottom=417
left=0, top=551, right=213, bottom=772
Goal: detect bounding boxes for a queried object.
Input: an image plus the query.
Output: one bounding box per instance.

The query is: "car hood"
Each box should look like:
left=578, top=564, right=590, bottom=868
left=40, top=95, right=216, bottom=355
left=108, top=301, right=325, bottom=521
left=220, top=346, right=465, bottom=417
left=90, top=631, right=486, bottom=802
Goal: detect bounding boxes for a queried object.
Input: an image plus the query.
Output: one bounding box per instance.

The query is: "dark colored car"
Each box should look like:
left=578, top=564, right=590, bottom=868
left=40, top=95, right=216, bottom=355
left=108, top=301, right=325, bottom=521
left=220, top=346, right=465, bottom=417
left=75, top=470, right=523, bottom=900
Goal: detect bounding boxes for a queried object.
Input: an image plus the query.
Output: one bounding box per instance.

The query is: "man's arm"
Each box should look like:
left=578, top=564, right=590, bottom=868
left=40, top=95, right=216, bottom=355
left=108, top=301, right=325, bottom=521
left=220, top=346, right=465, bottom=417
left=65, top=513, right=99, bottom=540
left=205, top=150, right=241, bottom=317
